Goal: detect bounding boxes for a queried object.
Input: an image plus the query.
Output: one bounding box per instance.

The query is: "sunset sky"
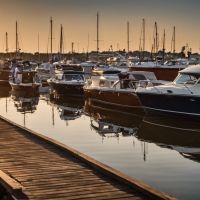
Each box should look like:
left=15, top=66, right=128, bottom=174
left=0, top=0, right=199, bottom=53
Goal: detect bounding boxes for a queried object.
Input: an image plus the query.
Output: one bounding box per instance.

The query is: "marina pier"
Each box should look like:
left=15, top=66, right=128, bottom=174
left=0, top=115, right=174, bottom=200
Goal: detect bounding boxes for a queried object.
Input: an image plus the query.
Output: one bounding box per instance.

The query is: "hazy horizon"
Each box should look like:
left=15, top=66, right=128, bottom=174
left=0, top=0, right=199, bottom=53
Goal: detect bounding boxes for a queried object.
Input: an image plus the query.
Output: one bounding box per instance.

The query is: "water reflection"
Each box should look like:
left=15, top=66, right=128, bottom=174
left=84, top=99, right=143, bottom=138
left=11, top=90, right=39, bottom=126
left=0, top=86, right=11, bottom=98
left=49, top=93, right=84, bottom=122
left=137, top=112, right=200, bottom=163
left=1, top=86, right=200, bottom=199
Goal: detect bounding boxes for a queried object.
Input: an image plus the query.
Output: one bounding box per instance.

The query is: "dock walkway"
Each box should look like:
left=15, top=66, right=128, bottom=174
left=0, top=116, right=174, bottom=200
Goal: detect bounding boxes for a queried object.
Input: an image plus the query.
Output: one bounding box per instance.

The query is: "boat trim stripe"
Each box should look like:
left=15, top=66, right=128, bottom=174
left=92, top=98, right=142, bottom=109
left=144, top=106, right=200, bottom=116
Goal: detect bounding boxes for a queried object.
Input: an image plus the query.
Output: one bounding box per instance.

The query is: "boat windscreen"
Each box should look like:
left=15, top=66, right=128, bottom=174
left=174, top=74, right=199, bottom=84
left=103, top=70, right=120, bottom=74
left=63, top=74, right=84, bottom=81
left=132, top=74, right=146, bottom=80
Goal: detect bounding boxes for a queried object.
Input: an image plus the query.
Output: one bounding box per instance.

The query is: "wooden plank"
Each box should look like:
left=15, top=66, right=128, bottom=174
left=0, top=116, right=175, bottom=200
left=0, top=170, right=27, bottom=199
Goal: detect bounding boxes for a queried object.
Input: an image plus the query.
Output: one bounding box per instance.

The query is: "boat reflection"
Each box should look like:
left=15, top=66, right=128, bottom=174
left=49, top=93, right=84, bottom=121
left=11, top=90, right=39, bottom=114
left=84, top=99, right=143, bottom=138
left=0, top=86, right=11, bottom=98
left=11, top=90, right=39, bottom=126
left=137, top=112, right=200, bottom=163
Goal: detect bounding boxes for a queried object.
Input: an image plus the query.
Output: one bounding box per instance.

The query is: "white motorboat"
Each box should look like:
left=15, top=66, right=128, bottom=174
left=136, top=65, right=200, bottom=117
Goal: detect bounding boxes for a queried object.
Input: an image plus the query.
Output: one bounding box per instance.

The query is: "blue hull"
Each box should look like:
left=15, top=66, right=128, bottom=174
left=137, top=92, right=200, bottom=117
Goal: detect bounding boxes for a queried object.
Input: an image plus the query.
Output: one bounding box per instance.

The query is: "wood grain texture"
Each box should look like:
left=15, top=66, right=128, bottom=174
left=0, top=116, right=175, bottom=200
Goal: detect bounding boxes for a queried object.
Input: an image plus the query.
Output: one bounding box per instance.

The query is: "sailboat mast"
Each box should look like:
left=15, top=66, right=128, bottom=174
left=97, top=12, right=99, bottom=53
left=60, top=24, right=63, bottom=54
left=162, top=30, right=165, bottom=50
left=142, top=19, right=145, bottom=52
left=50, top=17, right=53, bottom=56
left=127, top=21, right=130, bottom=52
left=171, top=26, right=176, bottom=54
left=155, top=22, right=158, bottom=53
left=173, top=26, right=175, bottom=53
left=142, top=18, right=145, bottom=59
left=5, top=32, right=8, bottom=53
left=162, top=29, right=165, bottom=63
left=16, top=21, right=18, bottom=53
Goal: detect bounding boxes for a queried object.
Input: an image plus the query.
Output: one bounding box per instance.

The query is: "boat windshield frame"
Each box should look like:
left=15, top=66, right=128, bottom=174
left=173, top=73, right=200, bottom=85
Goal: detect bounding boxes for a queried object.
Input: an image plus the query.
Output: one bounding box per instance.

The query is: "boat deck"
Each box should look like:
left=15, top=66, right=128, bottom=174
left=0, top=116, right=174, bottom=200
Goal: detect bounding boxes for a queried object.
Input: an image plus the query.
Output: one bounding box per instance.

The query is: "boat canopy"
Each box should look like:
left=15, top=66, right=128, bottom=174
left=180, top=65, right=200, bottom=75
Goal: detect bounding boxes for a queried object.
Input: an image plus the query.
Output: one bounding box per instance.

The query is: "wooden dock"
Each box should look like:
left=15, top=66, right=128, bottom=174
left=0, top=116, right=175, bottom=200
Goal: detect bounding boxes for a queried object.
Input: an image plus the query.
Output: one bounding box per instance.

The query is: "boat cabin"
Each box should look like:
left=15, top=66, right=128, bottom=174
left=113, top=71, right=157, bottom=90
left=54, top=71, right=85, bottom=82
left=14, top=68, right=37, bottom=84
left=86, top=68, right=121, bottom=88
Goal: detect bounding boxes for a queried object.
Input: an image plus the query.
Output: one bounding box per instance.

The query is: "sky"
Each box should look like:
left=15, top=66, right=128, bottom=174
left=0, top=0, right=199, bottom=53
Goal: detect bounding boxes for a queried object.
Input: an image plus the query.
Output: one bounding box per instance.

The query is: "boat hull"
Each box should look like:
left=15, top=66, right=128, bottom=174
left=49, top=82, right=84, bottom=97
left=84, top=88, right=144, bottom=115
left=137, top=92, right=200, bottom=118
left=10, top=83, right=40, bottom=93
left=129, top=67, right=183, bottom=81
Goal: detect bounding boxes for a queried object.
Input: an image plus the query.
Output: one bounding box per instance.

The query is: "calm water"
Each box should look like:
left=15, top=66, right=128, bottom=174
left=1, top=86, right=200, bottom=200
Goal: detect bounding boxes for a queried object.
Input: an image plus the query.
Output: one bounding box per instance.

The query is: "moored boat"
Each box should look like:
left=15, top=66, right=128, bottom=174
left=36, top=62, right=53, bottom=86
left=84, top=70, right=165, bottom=114
left=0, top=60, right=11, bottom=87
left=47, top=64, right=85, bottom=97
left=129, top=59, right=189, bottom=81
left=9, top=62, right=40, bottom=93
left=136, top=65, right=200, bottom=117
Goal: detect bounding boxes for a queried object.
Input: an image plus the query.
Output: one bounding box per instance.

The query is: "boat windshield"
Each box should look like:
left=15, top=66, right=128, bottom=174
left=63, top=74, right=84, bottom=81
left=174, top=74, right=199, bottom=85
